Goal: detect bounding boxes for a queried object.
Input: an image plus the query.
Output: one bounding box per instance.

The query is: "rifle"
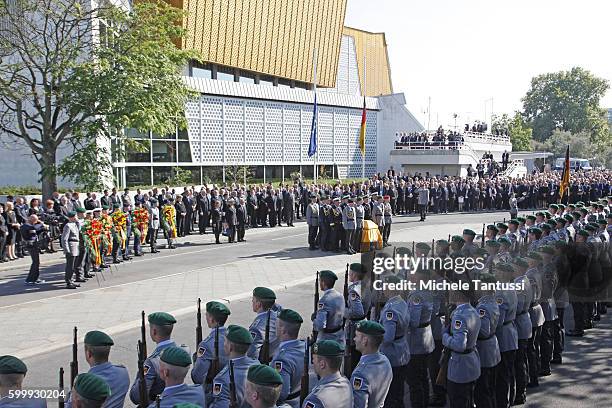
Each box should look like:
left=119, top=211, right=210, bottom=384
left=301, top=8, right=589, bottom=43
left=229, top=360, right=238, bottom=408
left=259, top=310, right=271, bottom=364
left=343, top=332, right=353, bottom=378
left=432, top=239, right=435, bottom=256
left=312, top=271, right=319, bottom=343
left=155, top=395, right=160, bottom=408
left=137, top=340, right=149, bottom=407
left=206, top=326, right=220, bottom=384
left=196, top=298, right=203, bottom=348
left=481, top=224, right=486, bottom=248
left=343, top=263, right=349, bottom=328
left=70, top=327, right=78, bottom=387
left=436, top=302, right=454, bottom=386
left=141, top=310, right=148, bottom=357
left=300, top=338, right=310, bottom=406
left=58, top=367, right=65, bottom=408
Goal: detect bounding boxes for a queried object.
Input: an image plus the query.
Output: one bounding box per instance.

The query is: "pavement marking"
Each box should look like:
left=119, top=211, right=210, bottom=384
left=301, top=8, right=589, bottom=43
left=14, top=275, right=314, bottom=359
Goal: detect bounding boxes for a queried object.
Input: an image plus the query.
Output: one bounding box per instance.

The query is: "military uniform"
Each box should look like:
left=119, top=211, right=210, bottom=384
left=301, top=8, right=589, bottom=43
left=406, top=290, right=435, bottom=408
left=301, top=372, right=352, bottom=408
left=344, top=278, right=370, bottom=373
left=306, top=200, right=319, bottom=250
left=494, top=288, right=518, bottom=408
left=342, top=204, right=356, bottom=254
left=148, top=384, right=205, bottom=408
left=247, top=310, right=280, bottom=361
left=129, top=339, right=176, bottom=404
left=525, top=266, right=545, bottom=386
left=210, top=355, right=259, bottom=408
left=382, top=200, right=393, bottom=246
left=65, top=362, right=129, bottom=408
left=513, top=274, right=533, bottom=404
left=351, top=352, right=393, bottom=408
left=60, top=216, right=80, bottom=288
left=192, top=326, right=228, bottom=385
left=354, top=202, right=365, bottom=252
left=270, top=339, right=305, bottom=408
left=474, top=295, right=501, bottom=408
left=313, top=288, right=345, bottom=343
left=0, top=356, right=46, bottom=408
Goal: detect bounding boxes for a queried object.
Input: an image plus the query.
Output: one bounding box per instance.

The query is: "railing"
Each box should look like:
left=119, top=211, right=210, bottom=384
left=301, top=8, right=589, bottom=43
left=393, top=141, right=482, bottom=164
left=497, top=159, right=525, bottom=178
left=395, top=130, right=511, bottom=145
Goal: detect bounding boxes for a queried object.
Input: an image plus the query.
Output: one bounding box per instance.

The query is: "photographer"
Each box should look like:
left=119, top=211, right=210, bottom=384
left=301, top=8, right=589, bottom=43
left=20, top=214, right=47, bottom=285
left=42, top=199, right=60, bottom=253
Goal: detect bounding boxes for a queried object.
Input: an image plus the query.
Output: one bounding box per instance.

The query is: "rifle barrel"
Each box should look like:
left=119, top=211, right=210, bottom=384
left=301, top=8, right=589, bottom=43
left=58, top=367, right=65, bottom=408
left=141, top=310, right=148, bottom=357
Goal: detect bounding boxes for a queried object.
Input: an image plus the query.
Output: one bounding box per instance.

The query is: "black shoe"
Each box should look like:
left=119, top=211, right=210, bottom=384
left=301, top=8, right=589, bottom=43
left=428, top=396, right=446, bottom=407
left=169, top=245, right=177, bottom=249
left=123, top=256, right=132, bottom=261
left=34, top=279, right=46, bottom=284
left=513, top=396, right=526, bottom=405
left=113, top=260, right=121, bottom=264
left=593, top=315, right=601, bottom=321
left=134, top=253, right=143, bottom=257
left=65, top=283, right=78, bottom=289
left=538, top=370, right=551, bottom=377
left=101, top=264, right=109, bottom=268
left=551, top=356, right=562, bottom=364
left=84, top=274, right=94, bottom=279
left=75, top=278, right=86, bottom=283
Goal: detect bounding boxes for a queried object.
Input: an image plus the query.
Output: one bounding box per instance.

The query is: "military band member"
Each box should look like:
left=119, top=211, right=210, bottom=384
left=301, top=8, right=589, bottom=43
left=70, top=373, right=111, bottom=408
left=244, top=364, right=285, bottom=408
left=130, top=312, right=178, bottom=405
left=301, top=340, right=352, bottom=408
left=351, top=321, right=393, bottom=408
left=306, top=195, right=319, bottom=251
left=269, top=309, right=304, bottom=408
left=312, top=270, right=345, bottom=343
left=192, top=301, right=231, bottom=385
left=65, top=331, right=129, bottom=408
left=0, top=355, right=47, bottom=408
left=210, top=325, right=259, bottom=408
left=151, top=347, right=205, bottom=408
left=247, top=287, right=280, bottom=360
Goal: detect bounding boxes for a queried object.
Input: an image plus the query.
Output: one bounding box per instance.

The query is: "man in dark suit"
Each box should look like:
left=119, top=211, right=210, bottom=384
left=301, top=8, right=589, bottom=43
left=174, top=196, right=187, bottom=238
left=246, top=189, right=258, bottom=228
left=282, top=187, right=295, bottom=227
left=182, top=190, right=193, bottom=236
left=211, top=199, right=223, bottom=244
left=236, top=197, right=247, bottom=242
left=225, top=198, right=237, bottom=243
left=196, top=189, right=210, bottom=234
left=274, top=190, right=283, bottom=226
left=266, top=192, right=276, bottom=227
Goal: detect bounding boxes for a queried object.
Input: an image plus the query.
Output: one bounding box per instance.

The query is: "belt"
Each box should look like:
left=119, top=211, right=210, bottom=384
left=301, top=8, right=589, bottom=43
left=286, top=391, right=300, bottom=400
left=350, top=316, right=367, bottom=322
left=322, top=326, right=342, bottom=334
left=417, top=322, right=430, bottom=328
left=436, top=313, right=444, bottom=317
left=516, top=311, right=528, bottom=316
left=503, top=320, right=514, bottom=326
left=394, top=334, right=405, bottom=340
left=478, top=334, right=495, bottom=341
left=453, top=348, right=474, bottom=355
left=68, top=239, right=79, bottom=242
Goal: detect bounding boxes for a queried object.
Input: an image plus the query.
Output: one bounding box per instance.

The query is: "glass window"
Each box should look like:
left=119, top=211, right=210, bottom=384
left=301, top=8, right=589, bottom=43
left=217, top=70, right=234, bottom=82
left=153, top=166, right=172, bottom=185
left=126, top=166, right=152, bottom=187
left=152, top=130, right=175, bottom=139
left=126, top=140, right=151, bottom=163
left=178, top=141, right=192, bottom=162
left=192, top=66, right=212, bottom=79
left=126, top=128, right=149, bottom=139
left=178, top=127, right=189, bottom=140
left=176, top=166, right=201, bottom=184
left=152, top=140, right=177, bottom=162
left=239, top=71, right=255, bottom=84
left=259, top=75, right=274, bottom=86
left=278, top=79, right=291, bottom=88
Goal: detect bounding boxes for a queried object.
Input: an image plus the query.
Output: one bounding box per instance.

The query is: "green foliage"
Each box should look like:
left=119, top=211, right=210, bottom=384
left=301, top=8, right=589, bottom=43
left=57, top=140, right=113, bottom=192
left=225, top=165, right=256, bottom=184
left=492, top=113, right=533, bottom=152
left=164, top=167, right=192, bottom=185
left=535, top=130, right=612, bottom=168
left=521, top=67, right=610, bottom=142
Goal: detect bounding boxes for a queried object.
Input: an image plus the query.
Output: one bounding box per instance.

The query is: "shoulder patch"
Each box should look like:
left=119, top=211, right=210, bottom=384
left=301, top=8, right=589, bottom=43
left=317, top=302, right=324, bottom=310
left=386, top=311, right=394, bottom=320
left=496, top=297, right=503, bottom=305
left=250, top=330, right=258, bottom=340
left=454, top=320, right=462, bottom=330
left=274, top=361, right=283, bottom=372
left=197, top=346, right=206, bottom=358
left=213, top=383, right=222, bottom=395
left=350, top=292, right=358, bottom=301
left=412, top=296, right=421, bottom=306
left=353, top=377, right=363, bottom=390
left=143, top=363, right=150, bottom=375
left=478, top=308, right=486, bottom=318
left=305, top=402, right=316, bottom=408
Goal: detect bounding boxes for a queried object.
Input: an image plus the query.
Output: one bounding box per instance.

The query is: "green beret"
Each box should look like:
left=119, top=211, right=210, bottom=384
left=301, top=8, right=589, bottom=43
left=526, top=215, right=536, bottom=221
left=76, top=207, right=87, bottom=214
left=513, top=258, right=529, bottom=268
left=487, top=224, right=499, bottom=232
left=572, top=211, right=581, bottom=218
left=547, top=219, right=557, bottom=227
left=540, top=224, right=551, bottom=231
left=558, top=204, right=566, bottom=210
left=508, top=219, right=519, bottom=226
left=516, top=217, right=526, bottom=223
left=416, top=242, right=431, bottom=252
left=278, top=309, right=303, bottom=324
left=436, top=239, right=449, bottom=247
left=226, top=325, right=253, bottom=345
left=112, top=203, right=121, bottom=209
left=463, top=229, right=476, bottom=236
left=206, top=301, right=231, bottom=317
left=597, top=219, right=607, bottom=225
left=495, top=263, right=514, bottom=273
left=538, top=246, right=555, bottom=255
left=564, top=214, right=574, bottom=222
left=312, top=340, right=344, bottom=357
left=355, top=320, right=385, bottom=336
left=0, top=355, right=27, bottom=374
left=580, top=208, right=588, bottom=214
left=555, top=218, right=566, bottom=225
left=485, top=240, right=500, bottom=248
left=395, top=247, right=412, bottom=255
left=527, top=252, right=542, bottom=261
left=66, top=211, right=77, bottom=217
left=543, top=211, right=551, bottom=219
left=496, top=223, right=508, bottom=230
left=385, top=275, right=402, bottom=284
left=549, top=204, right=559, bottom=210
left=319, top=270, right=338, bottom=281
left=253, top=287, right=276, bottom=300
left=576, top=201, right=584, bottom=206
left=74, top=373, right=111, bottom=402
left=84, top=331, right=114, bottom=347
left=535, top=212, right=544, bottom=217
left=451, top=235, right=465, bottom=244
left=349, top=263, right=365, bottom=274
left=148, top=312, right=177, bottom=326
left=247, top=364, right=283, bottom=386
left=497, top=237, right=511, bottom=246
left=160, top=346, right=192, bottom=367
left=585, top=225, right=596, bottom=232
left=577, top=229, right=589, bottom=238
left=479, top=273, right=497, bottom=284
left=528, top=227, right=541, bottom=235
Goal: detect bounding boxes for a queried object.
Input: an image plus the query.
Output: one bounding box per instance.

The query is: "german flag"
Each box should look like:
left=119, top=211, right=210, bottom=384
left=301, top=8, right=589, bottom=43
left=358, top=97, right=366, bottom=156
left=559, top=145, right=570, bottom=200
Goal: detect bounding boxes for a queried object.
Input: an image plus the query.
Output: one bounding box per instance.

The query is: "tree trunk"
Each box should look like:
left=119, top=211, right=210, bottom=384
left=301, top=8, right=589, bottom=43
left=39, top=150, right=58, bottom=201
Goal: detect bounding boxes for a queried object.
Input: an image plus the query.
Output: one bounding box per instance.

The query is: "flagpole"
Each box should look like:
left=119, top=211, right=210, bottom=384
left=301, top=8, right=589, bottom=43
left=362, top=47, right=366, bottom=181
left=312, top=48, right=318, bottom=183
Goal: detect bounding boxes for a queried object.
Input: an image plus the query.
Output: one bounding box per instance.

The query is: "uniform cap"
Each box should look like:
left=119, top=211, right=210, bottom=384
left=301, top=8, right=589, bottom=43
left=312, top=340, right=344, bottom=356
left=487, top=224, right=499, bottom=232
left=67, top=211, right=77, bottom=218
left=451, top=235, right=465, bottom=244
left=526, top=252, right=542, bottom=261
left=538, top=246, right=555, bottom=255
left=349, top=263, right=365, bottom=274
left=516, top=217, right=526, bottom=223
left=226, top=325, right=253, bottom=345
left=597, top=219, right=607, bottom=225
left=436, top=239, right=450, bottom=247
left=84, top=331, right=114, bottom=346
left=549, top=204, right=559, bottom=210
left=497, top=237, right=511, bottom=246
left=546, top=219, right=557, bottom=227
left=540, top=224, right=552, bottom=231
left=253, top=287, right=276, bottom=300
left=0, top=355, right=27, bottom=374
left=508, top=219, right=519, bottom=226
left=76, top=207, right=87, bottom=214
left=319, top=270, right=338, bottom=281
left=526, top=215, right=536, bottom=221
left=247, top=364, right=283, bottom=386
left=485, top=240, right=500, bottom=248
left=496, top=223, right=508, bottom=230
left=463, top=229, right=476, bottom=236
left=278, top=309, right=303, bottom=324
left=355, top=320, right=385, bottom=336
left=564, top=214, right=574, bottom=222
left=395, top=246, right=412, bottom=255
left=206, top=301, right=231, bottom=317
left=535, top=212, right=545, bottom=217
left=558, top=204, right=566, bottom=210
left=148, top=312, right=177, bottom=326
left=513, top=258, right=529, bottom=268
left=73, top=373, right=111, bottom=402
left=415, top=242, right=431, bottom=252
left=556, top=218, right=566, bottom=225
left=577, top=229, right=589, bottom=238
left=528, top=227, right=542, bottom=235
left=160, top=346, right=192, bottom=367
left=495, top=263, right=514, bottom=274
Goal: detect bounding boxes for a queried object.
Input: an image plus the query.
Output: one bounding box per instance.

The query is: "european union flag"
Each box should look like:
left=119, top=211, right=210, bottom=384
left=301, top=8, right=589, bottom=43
left=308, top=94, right=317, bottom=157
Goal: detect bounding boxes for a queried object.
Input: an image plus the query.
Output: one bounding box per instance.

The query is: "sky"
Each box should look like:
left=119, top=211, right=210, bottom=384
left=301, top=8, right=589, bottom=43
left=344, top=0, right=612, bottom=130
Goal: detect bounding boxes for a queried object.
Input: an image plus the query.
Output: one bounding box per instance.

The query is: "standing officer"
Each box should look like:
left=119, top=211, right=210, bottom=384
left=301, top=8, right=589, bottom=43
left=149, top=199, right=160, bottom=253
left=344, top=263, right=371, bottom=372
left=244, top=365, right=285, bottom=408
left=129, top=312, right=177, bottom=405
left=270, top=309, right=305, bottom=408
left=417, top=182, right=429, bottom=221
left=354, top=197, right=365, bottom=252
left=70, top=373, right=111, bottom=408
left=192, top=302, right=231, bottom=386
left=318, top=196, right=331, bottom=252
left=351, top=321, right=393, bottom=408
left=511, top=257, right=533, bottom=405
left=209, top=325, right=259, bottom=408
left=152, top=347, right=205, bottom=408
left=248, top=287, right=280, bottom=360
left=461, top=229, right=478, bottom=257
left=237, top=197, right=247, bottom=242
left=65, top=331, right=129, bottom=408
left=225, top=199, right=237, bottom=244
left=312, top=270, right=345, bottom=344
left=61, top=211, right=81, bottom=289
left=342, top=199, right=356, bottom=254
left=301, top=340, right=352, bottom=408
left=306, top=194, right=319, bottom=251
left=442, top=289, right=481, bottom=408
left=0, top=355, right=47, bottom=407
left=382, top=196, right=393, bottom=246
left=372, top=195, right=385, bottom=240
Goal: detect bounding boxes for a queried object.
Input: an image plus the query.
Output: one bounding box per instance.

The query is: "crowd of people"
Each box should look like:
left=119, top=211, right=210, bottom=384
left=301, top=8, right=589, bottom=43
left=2, top=195, right=611, bottom=408
left=394, top=129, right=465, bottom=148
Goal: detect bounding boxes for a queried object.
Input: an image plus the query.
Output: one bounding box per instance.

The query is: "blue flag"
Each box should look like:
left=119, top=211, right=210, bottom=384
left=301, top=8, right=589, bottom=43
left=308, top=94, right=317, bottom=157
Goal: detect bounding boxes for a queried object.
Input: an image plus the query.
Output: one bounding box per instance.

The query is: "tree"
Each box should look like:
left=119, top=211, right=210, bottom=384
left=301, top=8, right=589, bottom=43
left=521, top=67, right=609, bottom=143
left=0, top=0, right=197, bottom=198
left=492, top=112, right=533, bottom=151
left=536, top=130, right=612, bottom=168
